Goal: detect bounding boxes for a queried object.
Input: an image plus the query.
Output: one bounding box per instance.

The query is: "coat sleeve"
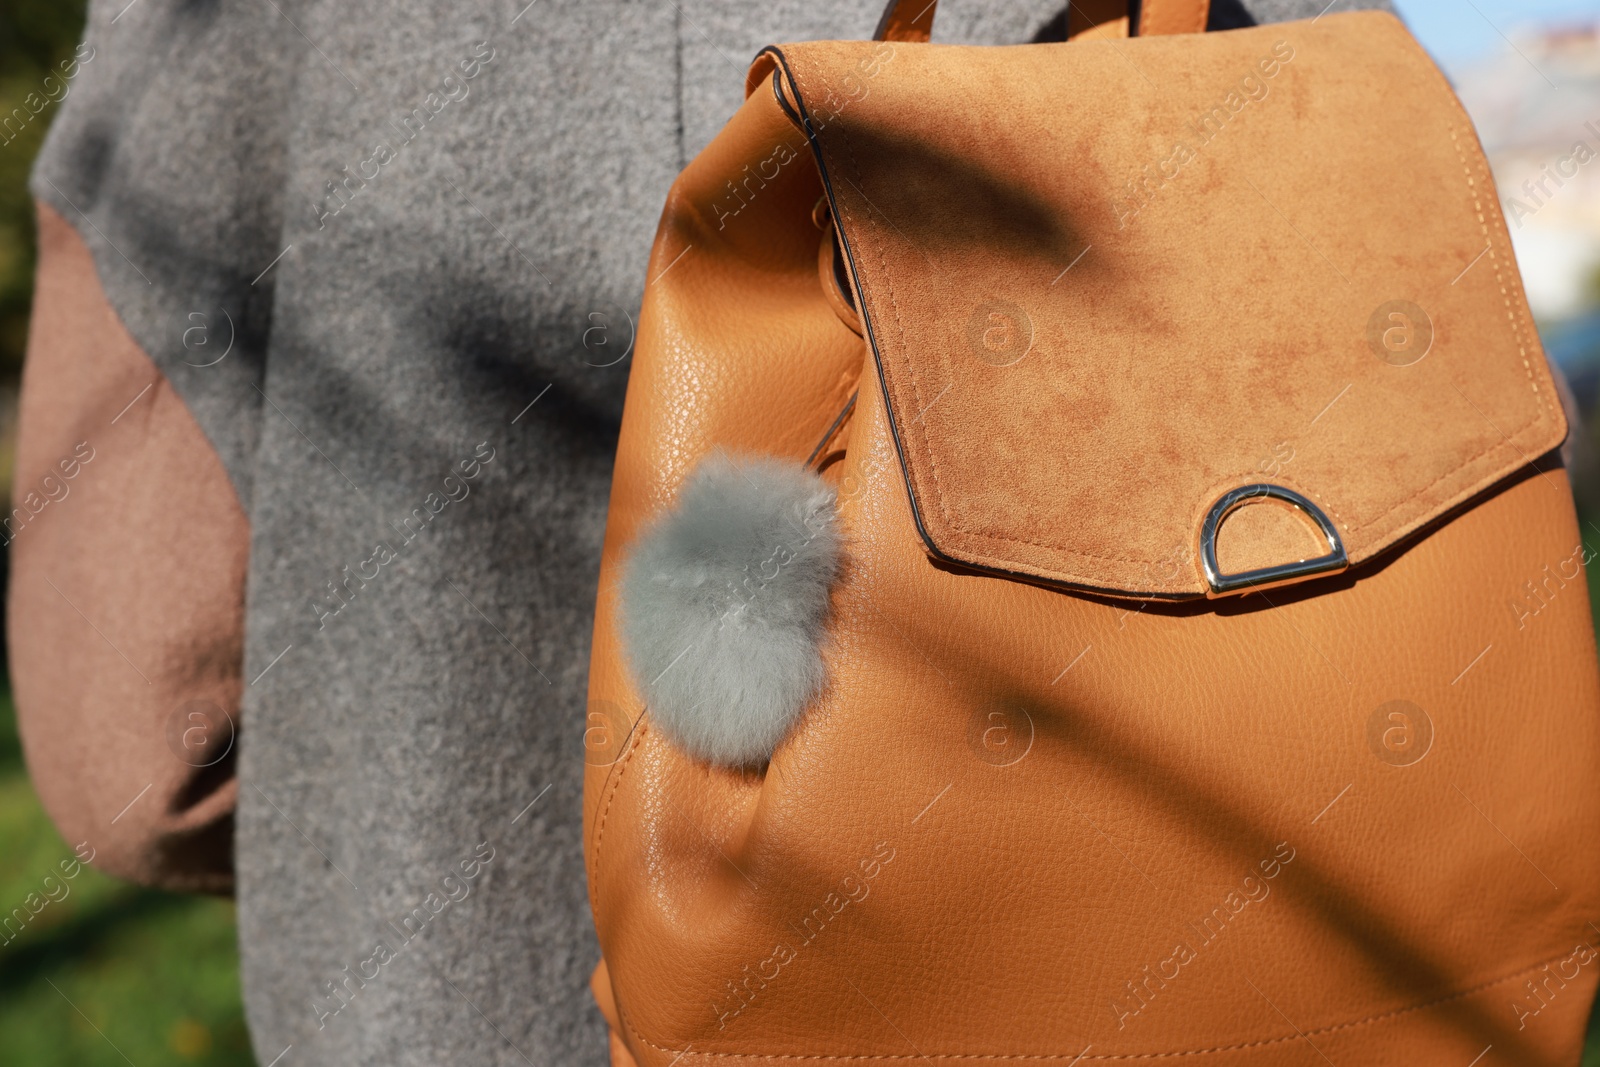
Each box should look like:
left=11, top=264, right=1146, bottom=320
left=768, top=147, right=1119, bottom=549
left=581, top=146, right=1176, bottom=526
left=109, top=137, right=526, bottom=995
left=6, top=202, right=246, bottom=894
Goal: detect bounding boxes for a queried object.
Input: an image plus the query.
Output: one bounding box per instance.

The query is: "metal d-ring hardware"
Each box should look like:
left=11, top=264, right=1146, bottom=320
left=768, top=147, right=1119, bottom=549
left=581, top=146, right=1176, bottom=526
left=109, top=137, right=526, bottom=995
left=1198, top=484, right=1348, bottom=598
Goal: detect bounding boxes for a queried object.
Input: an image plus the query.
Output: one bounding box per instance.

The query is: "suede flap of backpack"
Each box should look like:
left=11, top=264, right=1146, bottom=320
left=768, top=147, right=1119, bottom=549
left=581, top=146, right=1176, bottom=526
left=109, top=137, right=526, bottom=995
left=764, top=10, right=1564, bottom=599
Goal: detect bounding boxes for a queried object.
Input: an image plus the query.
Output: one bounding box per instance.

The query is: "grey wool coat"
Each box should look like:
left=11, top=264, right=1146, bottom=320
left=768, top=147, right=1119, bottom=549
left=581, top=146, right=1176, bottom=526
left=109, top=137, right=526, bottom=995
left=14, top=0, right=1386, bottom=1063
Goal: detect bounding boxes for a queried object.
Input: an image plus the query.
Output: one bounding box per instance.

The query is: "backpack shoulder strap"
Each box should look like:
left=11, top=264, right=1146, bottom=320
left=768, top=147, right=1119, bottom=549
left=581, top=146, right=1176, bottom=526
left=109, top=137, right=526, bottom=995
left=1132, top=0, right=1210, bottom=35
left=872, top=0, right=937, bottom=42
left=873, top=0, right=1210, bottom=42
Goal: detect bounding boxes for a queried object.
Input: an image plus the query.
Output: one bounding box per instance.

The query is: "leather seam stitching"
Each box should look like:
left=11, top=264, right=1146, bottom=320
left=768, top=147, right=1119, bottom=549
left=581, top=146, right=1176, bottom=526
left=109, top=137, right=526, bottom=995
left=1329, top=18, right=1557, bottom=534
left=589, top=717, right=648, bottom=926
left=619, top=949, right=1573, bottom=1061
left=804, top=62, right=967, bottom=556
left=1335, top=116, right=1553, bottom=540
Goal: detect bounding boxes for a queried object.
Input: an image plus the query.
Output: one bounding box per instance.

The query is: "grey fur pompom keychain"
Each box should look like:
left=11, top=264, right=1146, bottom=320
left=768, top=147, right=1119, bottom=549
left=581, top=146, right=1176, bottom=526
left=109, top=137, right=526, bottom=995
left=618, top=454, right=842, bottom=766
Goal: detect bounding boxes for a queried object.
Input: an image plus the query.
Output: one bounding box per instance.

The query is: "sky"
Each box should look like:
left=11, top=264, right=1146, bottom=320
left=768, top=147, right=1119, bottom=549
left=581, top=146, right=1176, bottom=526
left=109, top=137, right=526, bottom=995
left=1389, top=0, right=1600, bottom=68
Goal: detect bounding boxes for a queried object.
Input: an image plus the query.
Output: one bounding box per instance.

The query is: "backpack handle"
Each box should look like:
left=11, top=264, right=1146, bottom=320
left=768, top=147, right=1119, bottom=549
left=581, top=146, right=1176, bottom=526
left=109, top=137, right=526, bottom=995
left=872, top=0, right=1210, bottom=42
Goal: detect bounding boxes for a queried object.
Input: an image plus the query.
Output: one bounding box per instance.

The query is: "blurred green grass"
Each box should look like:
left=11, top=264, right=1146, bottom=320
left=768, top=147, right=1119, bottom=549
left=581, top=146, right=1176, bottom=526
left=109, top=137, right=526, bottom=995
left=0, top=690, right=257, bottom=1066
left=0, top=0, right=86, bottom=380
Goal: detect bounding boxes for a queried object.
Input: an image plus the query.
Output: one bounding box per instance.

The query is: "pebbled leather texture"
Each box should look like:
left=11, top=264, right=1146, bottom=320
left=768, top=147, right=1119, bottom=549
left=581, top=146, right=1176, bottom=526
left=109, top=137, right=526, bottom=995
left=586, top=15, right=1600, bottom=1067
left=773, top=13, right=1564, bottom=599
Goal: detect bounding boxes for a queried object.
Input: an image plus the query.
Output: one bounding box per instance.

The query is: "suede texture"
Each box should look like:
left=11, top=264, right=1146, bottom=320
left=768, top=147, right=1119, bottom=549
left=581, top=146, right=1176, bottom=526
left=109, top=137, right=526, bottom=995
left=775, top=12, right=1560, bottom=598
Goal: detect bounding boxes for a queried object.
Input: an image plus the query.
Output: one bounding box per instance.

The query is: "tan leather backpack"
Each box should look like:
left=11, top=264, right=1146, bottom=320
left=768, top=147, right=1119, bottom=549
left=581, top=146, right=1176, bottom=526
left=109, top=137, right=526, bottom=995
left=583, top=1, right=1600, bottom=1063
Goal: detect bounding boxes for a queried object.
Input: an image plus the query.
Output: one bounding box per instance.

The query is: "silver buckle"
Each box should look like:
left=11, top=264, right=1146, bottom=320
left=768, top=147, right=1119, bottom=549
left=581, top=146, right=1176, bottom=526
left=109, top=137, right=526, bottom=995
left=1198, top=484, right=1348, bottom=598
